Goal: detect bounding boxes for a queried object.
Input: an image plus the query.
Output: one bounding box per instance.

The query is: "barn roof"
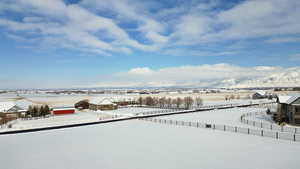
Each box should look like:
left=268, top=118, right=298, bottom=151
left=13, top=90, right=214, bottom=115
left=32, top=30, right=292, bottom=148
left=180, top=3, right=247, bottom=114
left=52, top=106, right=75, bottom=111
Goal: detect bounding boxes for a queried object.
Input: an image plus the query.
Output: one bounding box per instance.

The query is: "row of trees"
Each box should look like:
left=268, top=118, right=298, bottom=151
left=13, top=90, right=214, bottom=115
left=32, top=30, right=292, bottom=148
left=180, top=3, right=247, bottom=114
left=137, top=96, right=203, bottom=109
left=26, top=105, right=51, bottom=117
left=225, top=94, right=251, bottom=100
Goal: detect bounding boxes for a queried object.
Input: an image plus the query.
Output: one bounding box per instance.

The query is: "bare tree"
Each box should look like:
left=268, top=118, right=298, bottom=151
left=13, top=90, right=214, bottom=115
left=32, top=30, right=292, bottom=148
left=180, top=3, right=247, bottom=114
left=137, top=97, right=143, bottom=106
left=145, top=96, right=155, bottom=106
left=225, top=95, right=229, bottom=101
left=159, top=97, right=166, bottom=108
left=195, top=97, right=203, bottom=107
left=183, top=96, right=194, bottom=109
left=174, top=97, right=183, bottom=109
left=166, top=97, right=172, bottom=108
left=153, top=97, right=159, bottom=107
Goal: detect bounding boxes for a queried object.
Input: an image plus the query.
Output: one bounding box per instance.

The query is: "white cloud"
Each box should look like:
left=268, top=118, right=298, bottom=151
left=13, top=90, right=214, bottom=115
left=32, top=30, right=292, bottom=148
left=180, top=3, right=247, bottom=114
left=172, top=14, right=211, bottom=43
left=86, top=64, right=300, bottom=88
left=0, top=0, right=300, bottom=56
left=215, top=0, right=300, bottom=40
left=0, top=0, right=155, bottom=54
left=80, top=0, right=168, bottom=46
left=127, top=67, right=154, bottom=75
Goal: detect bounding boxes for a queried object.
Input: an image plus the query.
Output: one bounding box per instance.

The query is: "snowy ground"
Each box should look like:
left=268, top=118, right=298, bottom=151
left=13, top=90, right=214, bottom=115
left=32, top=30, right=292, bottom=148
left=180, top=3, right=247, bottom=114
left=158, top=107, right=268, bottom=129
left=0, top=119, right=299, bottom=169
left=7, top=111, right=105, bottom=129
left=103, top=107, right=170, bottom=116
left=202, top=98, right=272, bottom=106
left=0, top=107, right=166, bottom=131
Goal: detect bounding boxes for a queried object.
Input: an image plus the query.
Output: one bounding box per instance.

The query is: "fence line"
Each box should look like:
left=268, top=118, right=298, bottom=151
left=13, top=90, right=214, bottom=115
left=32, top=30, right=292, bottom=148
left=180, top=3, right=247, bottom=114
left=140, top=117, right=300, bottom=142
left=240, top=112, right=299, bottom=134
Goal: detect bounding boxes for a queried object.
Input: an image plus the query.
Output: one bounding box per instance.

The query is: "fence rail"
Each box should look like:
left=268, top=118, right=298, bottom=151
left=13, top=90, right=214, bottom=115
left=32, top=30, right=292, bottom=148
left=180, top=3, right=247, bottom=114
left=141, top=117, right=300, bottom=142
left=240, top=112, right=299, bottom=134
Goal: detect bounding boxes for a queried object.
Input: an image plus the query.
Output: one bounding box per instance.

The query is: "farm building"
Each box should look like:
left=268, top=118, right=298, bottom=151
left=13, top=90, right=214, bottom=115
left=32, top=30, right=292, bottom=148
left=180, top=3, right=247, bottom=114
left=276, top=95, right=300, bottom=125
left=0, top=101, right=27, bottom=122
left=52, top=107, right=75, bottom=115
left=89, top=98, right=118, bottom=111
left=252, top=90, right=267, bottom=99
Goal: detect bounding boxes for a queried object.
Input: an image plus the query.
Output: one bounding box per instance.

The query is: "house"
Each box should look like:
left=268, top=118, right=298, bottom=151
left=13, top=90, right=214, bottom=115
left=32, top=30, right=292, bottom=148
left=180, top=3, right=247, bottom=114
left=89, top=98, right=118, bottom=111
left=276, top=95, right=300, bottom=125
left=52, top=107, right=75, bottom=115
left=0, top=101, right=27, bottom=119
left=252, top=90, right=267, bottom=99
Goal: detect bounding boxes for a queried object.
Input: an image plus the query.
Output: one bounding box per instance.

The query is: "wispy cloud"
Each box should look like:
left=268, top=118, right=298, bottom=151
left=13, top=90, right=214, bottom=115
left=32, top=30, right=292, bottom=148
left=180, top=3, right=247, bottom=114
left=0, top=0, right=299, bottom=56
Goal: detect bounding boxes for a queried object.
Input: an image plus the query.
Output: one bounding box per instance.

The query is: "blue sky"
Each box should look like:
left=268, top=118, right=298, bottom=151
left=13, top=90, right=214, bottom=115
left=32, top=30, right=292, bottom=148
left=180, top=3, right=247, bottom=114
left=0, top=0, right=300, bottom=89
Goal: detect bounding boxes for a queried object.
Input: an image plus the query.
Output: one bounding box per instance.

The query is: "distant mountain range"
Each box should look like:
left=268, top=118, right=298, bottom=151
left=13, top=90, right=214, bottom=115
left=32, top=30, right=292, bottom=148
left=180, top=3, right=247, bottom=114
left=220, top=68, right=300, bottom=88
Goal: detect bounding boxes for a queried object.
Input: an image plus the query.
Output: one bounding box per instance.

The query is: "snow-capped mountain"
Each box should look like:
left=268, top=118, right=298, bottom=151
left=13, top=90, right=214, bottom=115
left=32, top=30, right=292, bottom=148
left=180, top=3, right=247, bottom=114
left=223, top=68, right=300, bottom=88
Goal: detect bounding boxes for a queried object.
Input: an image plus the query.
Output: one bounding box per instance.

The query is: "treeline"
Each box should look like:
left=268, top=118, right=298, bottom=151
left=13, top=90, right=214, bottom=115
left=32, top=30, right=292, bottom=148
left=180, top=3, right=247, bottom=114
left=137, top=96, right=203, bottom=109
left=26, top=105, right=51, bottom=117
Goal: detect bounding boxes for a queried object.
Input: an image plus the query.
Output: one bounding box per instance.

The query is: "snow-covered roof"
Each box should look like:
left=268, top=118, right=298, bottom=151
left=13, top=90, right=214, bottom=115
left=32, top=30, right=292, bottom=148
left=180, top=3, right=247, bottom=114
left=89, top=96, right=135, bottom=105
left=255, top=90, right=267, bottom=96
left=0, top=101, right=16, bottom=112
left=277, top=95, right=300, bottom=104
left=99, top=99, right=114, bottom=105
left=15, top=99, right=35, bottom=109
left=277, top=96, right=292, bottom=104
left=89, top=97, right=104, bottom=105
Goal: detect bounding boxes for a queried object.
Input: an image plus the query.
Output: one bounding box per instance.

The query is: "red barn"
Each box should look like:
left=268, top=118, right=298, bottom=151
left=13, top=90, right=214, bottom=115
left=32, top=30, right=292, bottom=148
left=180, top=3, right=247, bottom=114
left=52, top=107, right=75, bottom=115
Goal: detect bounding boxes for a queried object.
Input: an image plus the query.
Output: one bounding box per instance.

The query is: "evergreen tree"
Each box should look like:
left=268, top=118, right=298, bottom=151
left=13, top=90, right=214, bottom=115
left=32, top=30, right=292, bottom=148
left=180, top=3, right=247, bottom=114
left=40, top=106, right=45, bottom=117
left=44, top=105, right=50, bottom=115
left=32, top=106, right=38, bottom=117
left=27, top=105, right=33, bottom=117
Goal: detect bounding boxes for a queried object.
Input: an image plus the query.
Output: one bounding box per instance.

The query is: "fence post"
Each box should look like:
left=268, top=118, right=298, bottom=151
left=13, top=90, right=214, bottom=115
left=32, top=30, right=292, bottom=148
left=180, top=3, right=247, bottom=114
left=248, top=128, right=250, bottom=134
left=276, top=132, right=278, bottom=139
left=261, top=130, right=263, bottom=136
left=270, top=124, right=272, bottom=130
left=235, top=126, right=237, bottom=132
left=224, top=125, right=226, bottom=131
left=197, top=122, right=199, bottom=128
left=295, top=128, right=297, bottom=134
left=294, top=134, right=296, bottom=141
left=261, top=122, right=262, bottom=128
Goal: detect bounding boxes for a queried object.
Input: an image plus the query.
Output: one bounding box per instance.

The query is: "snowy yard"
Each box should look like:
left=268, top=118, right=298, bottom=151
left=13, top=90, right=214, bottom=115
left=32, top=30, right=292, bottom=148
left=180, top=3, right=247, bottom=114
left=0, top=119, right=299, bottom=169
left=158, top=107, right=269, bottom=129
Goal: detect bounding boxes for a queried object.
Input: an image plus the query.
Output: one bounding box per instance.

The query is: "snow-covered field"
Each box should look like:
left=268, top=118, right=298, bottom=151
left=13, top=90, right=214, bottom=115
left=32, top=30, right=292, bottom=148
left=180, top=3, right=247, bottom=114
left=0, top=93, right=299, bottom=169
left=6, top=111, right=105, bottom=130
left=0, top=107, right=163, bottom=131
left=159, top=107, right=268, bottom=129
left=0, top=119, right=299, bottom=169
left=203, top=98, right=271, bottom=106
